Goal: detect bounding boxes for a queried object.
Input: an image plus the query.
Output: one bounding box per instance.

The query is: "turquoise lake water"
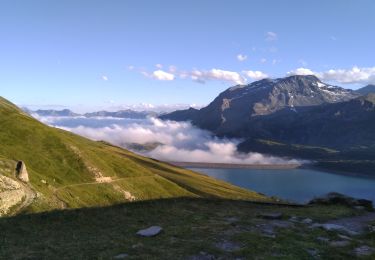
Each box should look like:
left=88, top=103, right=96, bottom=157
left=188, top=168, right=375, bottom=204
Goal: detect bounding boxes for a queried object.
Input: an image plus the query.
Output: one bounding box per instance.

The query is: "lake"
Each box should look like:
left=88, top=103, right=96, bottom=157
left=188, top=167, right=375, bottom=204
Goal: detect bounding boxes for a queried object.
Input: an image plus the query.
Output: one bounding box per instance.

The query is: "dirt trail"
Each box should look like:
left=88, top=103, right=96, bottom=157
left=9, top=181, right=36, bottom=216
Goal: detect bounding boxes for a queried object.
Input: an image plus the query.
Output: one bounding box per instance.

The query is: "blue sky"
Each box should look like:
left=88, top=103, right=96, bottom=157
left=1, top=0, right=374, bottom=111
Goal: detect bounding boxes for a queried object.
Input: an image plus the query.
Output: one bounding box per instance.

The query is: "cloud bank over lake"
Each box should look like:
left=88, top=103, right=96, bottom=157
left=33, top=114, right=300, bottom=165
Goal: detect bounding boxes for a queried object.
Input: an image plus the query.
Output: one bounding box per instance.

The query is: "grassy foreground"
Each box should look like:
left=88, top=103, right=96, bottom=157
left=0, top=198, right=374, bottom=259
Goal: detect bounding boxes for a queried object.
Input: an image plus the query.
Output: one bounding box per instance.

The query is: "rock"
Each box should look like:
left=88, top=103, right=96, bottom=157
left=354, top=245, right=375, bottom=257
left=225, top=217, right=239, bottom=224
left=301, top=218, right=313, bottom=224
left=136, top=226, right=162, bottom=237
left=368, top=225, right=375, bottom=233
left=215, top=240, right=241, bottom=252
left=309, top=192, right=373, bottom=211
left=271, top=220, right=294, bottom=228
left=257, top=224, right=276, bottom=238
left=258, top=212, right=283, bottom=220
left=113, top=253, right=128, bottom=259
left=306, top=248, right=319, bottom=258
left=289, top=216, right=299, bottom=222
left=41, top=179, right=47, bottom=184
left=337, top=234, right=352, bottom=241
left=16, top=161, right=29, bottom=183
left=316, top=236, right=330, bottom=243
left=329, top=240, right=351, bottom=247
left=188, top=251, right=216, bottom=260
left=311, top=223, right=359, bottom=236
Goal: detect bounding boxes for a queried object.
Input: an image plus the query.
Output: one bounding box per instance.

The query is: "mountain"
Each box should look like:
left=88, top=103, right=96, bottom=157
left=161, top=75, right=360, bottom=138
left=28, top=108, right=158, bottom=119
left=0, top=96, right=268, bottom=216
left=84, top=109, right=157, bottom=119
left=160, top=75, right=375, bottom=173
left=356, top=84, right=375, bottom=95
left=33, top=109, right=80, bottom=117
left=238, top=94, right=375, bottom=150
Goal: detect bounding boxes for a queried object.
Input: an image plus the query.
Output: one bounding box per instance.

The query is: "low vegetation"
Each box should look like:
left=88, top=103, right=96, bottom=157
left=0, top=198, right=374, bottom=259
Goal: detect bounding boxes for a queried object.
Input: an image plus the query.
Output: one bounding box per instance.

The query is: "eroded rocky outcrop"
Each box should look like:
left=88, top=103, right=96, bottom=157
left=16, top=161, right=29, bottom=182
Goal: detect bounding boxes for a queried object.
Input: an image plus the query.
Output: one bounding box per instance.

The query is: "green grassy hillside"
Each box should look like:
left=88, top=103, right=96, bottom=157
left=0, top=97, right=269, bottom=214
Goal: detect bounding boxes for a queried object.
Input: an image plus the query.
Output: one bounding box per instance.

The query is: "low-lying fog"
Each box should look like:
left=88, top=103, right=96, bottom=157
left=33, top=114, right=300, bottom=165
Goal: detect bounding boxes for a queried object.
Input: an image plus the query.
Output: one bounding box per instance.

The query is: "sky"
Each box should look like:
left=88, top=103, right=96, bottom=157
left=0, top=0, right=374, bottom=112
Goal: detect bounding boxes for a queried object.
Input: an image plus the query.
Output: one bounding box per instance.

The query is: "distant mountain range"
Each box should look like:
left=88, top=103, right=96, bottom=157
left=160, top=75, right=375, bottom=171
left=357, top=84, right=375, bottom=95
left=26, top=108, right=159, bottom=119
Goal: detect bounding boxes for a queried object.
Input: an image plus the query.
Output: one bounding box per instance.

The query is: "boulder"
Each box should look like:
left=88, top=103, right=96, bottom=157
left=354, top=245, right=375, bottom=257
left=16, top=161, right=29, bottom=183
left=136, top=226, right=162, bottom=237
left=309, top=192, right=373, bottom=211
left=258, top=212, right=283, bottom=220
left=311, top=223, right=358, bottom=236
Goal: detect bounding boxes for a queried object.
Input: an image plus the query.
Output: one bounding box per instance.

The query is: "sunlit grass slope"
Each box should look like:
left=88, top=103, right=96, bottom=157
left=0, top=97, right=269, bottom=213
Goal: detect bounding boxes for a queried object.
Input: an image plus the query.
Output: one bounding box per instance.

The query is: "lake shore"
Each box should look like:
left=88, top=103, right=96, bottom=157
left=168, top=161, right=302, bottom=169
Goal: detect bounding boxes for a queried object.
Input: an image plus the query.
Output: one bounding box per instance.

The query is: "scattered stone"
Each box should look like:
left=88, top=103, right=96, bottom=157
left=354, top=245, right=375, bottom=257
left=258, top=212, right=283, bottom=220
left=337, top=234, right=352, bottom=241
left=257, top=224, right=276, bottom=238
left=311, top=223, right=359, bottom=236
left=113, top=253, right=128, bottom=259
left=215, top=240, right=241, bottom=252
left=225, top=217, right=239, bottom=224
left=368, top=225, right=375, bottom=233
left=131, top=243, right=143, bottom=249
left=316, top=236, right=330, bottom=243
left=289, top=216, right=299, bottom=222
left=301, top=218, right=313, bottom=224
left=306, top=248, right=319, bottom=258
left=41, top=179, right=47, bottom=184
left=188, top=251, right=216, bottom=260
left=136, top=226, right=162, bottom=237
left=329, top=240, right=351, bottom=247
left=271, top=220, right=294, bottom=228
left=309, top=192, right=373, bottom=211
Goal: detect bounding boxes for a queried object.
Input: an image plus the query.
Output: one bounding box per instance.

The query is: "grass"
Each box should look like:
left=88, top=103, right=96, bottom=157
left=0, top=96, right=269, bottom=214
left=0, top=198, right=373, bottom=259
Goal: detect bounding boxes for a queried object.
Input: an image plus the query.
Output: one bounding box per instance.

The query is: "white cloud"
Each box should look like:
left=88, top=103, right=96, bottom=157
left=236, top=54, right=248, bottom=62
left=152, top=70, right=175, bottom=81
left=101, top=75, right=108, bottom=81
left=243, top=70, right=269, bottom=80
left=260, top=58, right=267, bottom=64
left=155, top=63, right=163, bottom=69
left=265, top=31, right=278, bottom=41
left=298, top=59, right=308, bottom=66
left=286, top=66, right=375, bottom=84
left=319, top=66, right=375, bottom=84
left=287, top=68, right=315, bottom=76
left=168, top=65, right=177, bottom=73
left=188, top=69, right=246, bottom=85
left=36, top=116, right=300, bottom=165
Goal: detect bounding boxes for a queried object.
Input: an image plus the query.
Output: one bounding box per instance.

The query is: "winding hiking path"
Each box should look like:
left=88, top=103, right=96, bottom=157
left=9, top=181, right=37, bottom=216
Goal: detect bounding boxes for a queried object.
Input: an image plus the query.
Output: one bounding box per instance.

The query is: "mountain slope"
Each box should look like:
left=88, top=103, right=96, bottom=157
left=161, top=75, right=359, bottom=137
left=237, top=94, right=375, bottom=150
left=357, top=84, right=375, bottom=95
left=0, top=97, right=268, bottom=215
